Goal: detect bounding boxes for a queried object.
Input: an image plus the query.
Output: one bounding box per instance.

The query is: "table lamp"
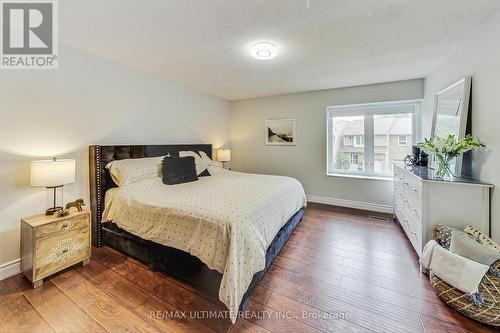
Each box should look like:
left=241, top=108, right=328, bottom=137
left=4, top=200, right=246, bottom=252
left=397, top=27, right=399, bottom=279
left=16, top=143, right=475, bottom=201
left=31, top=158, right=76, bottom=215
left=217, top=149, right=231, bottom=169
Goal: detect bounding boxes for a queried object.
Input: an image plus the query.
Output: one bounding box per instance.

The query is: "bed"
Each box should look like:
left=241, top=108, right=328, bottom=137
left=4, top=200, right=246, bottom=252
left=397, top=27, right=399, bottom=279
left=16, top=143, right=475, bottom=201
left=89, top=144, right=306, bottom=322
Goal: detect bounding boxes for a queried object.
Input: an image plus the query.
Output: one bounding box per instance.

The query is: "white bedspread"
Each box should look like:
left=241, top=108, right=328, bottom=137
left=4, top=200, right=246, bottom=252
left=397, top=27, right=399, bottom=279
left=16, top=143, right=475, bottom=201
left=102, top=166, right=306, bottom=322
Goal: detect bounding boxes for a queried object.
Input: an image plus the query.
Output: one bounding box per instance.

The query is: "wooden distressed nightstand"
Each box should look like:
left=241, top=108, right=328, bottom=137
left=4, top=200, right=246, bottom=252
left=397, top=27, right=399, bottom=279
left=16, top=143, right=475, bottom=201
left=20, top=209, right=91, bottom=288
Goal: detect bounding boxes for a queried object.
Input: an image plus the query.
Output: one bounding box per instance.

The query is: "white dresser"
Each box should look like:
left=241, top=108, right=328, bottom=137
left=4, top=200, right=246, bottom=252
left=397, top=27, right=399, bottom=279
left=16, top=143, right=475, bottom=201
left=392, top=161, right=493, bottom=256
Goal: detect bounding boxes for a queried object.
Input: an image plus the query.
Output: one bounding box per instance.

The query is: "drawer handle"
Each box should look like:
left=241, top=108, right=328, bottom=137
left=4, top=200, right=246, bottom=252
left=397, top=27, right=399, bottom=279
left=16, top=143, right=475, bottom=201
left=61, top=248, right=68, bottom=254
left=411, top=189, right=418, bottom=193
left=404, top=182, right=409, bottom=186
left=61, top=220, right=72, bottom=230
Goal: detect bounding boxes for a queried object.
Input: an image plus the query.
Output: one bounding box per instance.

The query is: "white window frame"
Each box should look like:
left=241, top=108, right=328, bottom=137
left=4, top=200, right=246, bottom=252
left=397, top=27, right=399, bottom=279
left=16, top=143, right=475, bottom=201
left=351, top=153, right=359, bottom=165
left=326, top=100, right=420, bottom=180
left=353, top=135, right=364, bottom=147
left=398, top=135, right=408, bottom=145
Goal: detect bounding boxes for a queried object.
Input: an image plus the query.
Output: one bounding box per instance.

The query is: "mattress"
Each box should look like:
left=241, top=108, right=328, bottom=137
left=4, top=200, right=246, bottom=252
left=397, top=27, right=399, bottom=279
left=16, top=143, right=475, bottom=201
left=102, top=166, right=306, bottom=322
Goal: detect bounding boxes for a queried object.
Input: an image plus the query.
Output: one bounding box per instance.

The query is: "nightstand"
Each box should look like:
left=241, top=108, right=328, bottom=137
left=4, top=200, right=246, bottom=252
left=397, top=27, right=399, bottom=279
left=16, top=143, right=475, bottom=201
left=20, top=209, right=91, bottom=288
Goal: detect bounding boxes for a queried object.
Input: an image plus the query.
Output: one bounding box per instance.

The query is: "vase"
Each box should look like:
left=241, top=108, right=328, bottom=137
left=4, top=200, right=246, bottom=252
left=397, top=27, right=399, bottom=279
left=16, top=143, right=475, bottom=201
left=435, top=155, right=454, bottom=179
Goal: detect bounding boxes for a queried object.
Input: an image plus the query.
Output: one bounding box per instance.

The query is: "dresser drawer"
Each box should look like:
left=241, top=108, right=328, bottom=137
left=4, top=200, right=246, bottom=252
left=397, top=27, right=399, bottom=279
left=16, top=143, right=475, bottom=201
left=408, top=219, right=422, bottom=255
left=35, top=213, right=89, bottom=240
left=34, top=227, right=90, bottom=280
left=403, top=174, right=422, bottom=198
left=404, top=197, right=422, bottom=223
left=393, top=167, right=404, bottom=188
left=394, top=198, right=404, bottom=222
left=400, top=217, right=411, bottom=234
left=394, top=186, right=404, bottom=202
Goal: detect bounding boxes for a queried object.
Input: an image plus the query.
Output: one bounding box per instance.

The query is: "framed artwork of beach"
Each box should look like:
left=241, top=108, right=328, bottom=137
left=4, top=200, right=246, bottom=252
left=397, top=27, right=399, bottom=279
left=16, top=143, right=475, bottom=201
left=265, top=119, right=296, bottom=145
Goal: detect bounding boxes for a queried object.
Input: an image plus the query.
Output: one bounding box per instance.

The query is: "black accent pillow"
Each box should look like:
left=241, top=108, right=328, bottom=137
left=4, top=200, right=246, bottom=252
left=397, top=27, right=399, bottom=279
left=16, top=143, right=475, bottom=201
left=161, top=156, right=198, bottom=185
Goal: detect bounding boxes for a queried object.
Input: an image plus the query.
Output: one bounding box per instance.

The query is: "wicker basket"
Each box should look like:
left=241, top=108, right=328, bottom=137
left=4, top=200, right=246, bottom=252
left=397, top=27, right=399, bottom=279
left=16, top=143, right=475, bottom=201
left=430, top=226, right=500, bottom=327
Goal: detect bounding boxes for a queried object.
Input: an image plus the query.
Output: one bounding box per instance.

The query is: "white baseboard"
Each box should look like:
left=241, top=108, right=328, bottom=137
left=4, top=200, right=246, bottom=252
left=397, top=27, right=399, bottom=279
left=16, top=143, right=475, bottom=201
left=307, top=195, right=393, bottom=214
left=0, top=259, right=21, bottom=281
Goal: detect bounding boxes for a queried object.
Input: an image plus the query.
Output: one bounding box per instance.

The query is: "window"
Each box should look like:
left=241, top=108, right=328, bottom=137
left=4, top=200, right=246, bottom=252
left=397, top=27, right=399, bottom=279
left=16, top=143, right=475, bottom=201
left=343, top=136, right=353, bottom=146
left=327, top=100, right=419, bottom=178
left=354, top=135, right=364, bottom=146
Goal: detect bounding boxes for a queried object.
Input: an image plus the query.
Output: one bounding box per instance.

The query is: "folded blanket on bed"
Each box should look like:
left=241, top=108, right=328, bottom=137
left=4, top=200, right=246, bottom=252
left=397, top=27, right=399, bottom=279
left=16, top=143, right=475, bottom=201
left=420, top=240, right=489, bottom=295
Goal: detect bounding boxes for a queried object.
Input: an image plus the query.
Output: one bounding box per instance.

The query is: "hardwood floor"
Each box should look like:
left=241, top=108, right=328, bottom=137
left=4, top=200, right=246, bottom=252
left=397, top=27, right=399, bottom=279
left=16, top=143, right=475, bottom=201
left=1, top=203, right=497, bottom=332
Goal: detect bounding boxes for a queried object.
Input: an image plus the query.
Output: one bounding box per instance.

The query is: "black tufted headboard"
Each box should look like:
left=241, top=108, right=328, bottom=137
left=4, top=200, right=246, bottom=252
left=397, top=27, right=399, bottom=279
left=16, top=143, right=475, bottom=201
left=89, top=144, right=212, bottom=246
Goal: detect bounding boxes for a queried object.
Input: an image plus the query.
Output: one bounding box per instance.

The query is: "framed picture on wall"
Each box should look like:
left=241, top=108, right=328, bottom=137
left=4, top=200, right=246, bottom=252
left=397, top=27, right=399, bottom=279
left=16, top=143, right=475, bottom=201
left=265, top=119, right=296, bottom=145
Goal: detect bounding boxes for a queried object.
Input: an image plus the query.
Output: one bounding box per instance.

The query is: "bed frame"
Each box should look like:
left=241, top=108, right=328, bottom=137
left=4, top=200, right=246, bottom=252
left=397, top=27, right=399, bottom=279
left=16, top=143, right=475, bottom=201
left=89, top=144, right=304, bottom=307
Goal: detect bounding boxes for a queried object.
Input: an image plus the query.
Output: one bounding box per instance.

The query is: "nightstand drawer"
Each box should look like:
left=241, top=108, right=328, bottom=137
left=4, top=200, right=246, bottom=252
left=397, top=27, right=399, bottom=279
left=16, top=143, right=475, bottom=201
left=35, top=214, right=89, bottom=240
left=34, top=227, right=90, bottom=280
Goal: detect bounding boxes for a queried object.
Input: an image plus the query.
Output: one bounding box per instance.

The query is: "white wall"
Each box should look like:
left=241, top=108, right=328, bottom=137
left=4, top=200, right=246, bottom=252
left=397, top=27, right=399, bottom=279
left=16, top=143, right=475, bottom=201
left=422, top=10, right=500, bottom=242
left=230, top=79, right=424, bottom=211
left=0, top=46, right=229, bottom=270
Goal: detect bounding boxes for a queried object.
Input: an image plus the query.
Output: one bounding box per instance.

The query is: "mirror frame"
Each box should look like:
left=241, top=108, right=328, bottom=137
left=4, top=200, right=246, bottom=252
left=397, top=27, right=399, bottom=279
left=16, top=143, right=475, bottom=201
left=431, top=76, right=471, bottom=176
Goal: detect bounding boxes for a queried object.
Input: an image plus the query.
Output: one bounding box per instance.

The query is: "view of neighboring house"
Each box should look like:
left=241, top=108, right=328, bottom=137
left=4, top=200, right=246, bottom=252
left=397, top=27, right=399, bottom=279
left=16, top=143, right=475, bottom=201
left=332, top=116, right=412, bottom=173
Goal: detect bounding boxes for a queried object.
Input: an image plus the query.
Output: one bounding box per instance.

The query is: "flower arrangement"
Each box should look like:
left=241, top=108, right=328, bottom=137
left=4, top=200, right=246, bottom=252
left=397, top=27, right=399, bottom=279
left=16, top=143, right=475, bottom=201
left=417, top=134, right=485, bottom=179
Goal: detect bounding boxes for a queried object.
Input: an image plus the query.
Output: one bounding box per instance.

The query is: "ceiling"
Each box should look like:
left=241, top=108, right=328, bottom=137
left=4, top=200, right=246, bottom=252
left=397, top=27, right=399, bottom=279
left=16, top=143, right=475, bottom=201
left=61, top=0, right=500, bottom=101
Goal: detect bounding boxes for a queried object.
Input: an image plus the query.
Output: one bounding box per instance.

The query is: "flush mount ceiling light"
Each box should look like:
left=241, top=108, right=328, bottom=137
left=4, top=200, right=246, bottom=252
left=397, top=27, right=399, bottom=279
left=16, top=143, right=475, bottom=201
left=250, top=42, right=278, bottom=60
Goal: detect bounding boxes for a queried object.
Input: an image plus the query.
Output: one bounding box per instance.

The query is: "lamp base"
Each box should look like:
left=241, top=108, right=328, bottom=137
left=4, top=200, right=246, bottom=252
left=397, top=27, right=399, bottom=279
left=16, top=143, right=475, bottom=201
left=45, top=206, right=63, bottom=216
left=46, top=185, right=64, bottom=215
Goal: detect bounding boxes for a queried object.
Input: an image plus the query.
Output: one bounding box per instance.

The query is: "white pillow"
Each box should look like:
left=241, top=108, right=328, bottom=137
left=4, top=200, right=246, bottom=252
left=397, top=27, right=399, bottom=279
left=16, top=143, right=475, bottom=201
left=198, top=151, right=215, bottom=165
left=450, top=231, right=500, bottom=266
left=105, top=156, right=163, bottom=186
left=179, top=151, right=210, bottom=175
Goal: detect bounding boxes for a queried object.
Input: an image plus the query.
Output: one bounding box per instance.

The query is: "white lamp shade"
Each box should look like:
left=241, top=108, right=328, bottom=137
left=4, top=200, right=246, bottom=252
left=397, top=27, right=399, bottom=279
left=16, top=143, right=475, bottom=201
left=217, top=149, right=231, bottom=162
left=31, top=159, right=76, bottom=187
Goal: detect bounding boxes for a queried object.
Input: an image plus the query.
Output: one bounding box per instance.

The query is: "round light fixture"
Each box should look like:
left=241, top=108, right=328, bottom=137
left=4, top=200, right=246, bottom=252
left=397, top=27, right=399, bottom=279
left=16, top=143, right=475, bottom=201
left=250, top=42, right=278, bottom=60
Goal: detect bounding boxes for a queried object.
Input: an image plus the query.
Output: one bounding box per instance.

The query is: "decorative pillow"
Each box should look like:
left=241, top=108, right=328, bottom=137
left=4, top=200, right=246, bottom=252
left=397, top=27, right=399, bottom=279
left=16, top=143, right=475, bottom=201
left=161, top=156, right=198, bottom=185
left=199, top=151, right=215, bottom=165
left=179, top=151, right=211, bottom=176
left=106, top=156, right=163, bottom=186
left=464, top=225, right=500, bottom=252
left=432, top=224, right=454, bottom=250
left=450, top=231, right=500, bottom=266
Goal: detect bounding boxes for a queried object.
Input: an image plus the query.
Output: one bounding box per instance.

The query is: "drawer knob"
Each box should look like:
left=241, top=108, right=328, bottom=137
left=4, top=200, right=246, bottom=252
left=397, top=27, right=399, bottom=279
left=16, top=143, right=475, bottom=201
left=61, top=220, right=72, bottom=230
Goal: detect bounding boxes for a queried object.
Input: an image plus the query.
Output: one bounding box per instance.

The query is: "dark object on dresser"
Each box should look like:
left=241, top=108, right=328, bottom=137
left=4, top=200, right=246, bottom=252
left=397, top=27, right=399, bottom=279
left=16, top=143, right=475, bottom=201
left=161, top=155, right=198, bottom=185
left=88, top=144, right=304, bottom=311
left=404, top=145, right=429, bottom=167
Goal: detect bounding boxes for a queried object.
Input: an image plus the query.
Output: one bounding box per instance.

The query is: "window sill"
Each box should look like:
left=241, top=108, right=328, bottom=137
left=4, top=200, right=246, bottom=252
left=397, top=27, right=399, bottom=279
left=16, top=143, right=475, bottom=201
left=326, top=173, right=393, bottom=181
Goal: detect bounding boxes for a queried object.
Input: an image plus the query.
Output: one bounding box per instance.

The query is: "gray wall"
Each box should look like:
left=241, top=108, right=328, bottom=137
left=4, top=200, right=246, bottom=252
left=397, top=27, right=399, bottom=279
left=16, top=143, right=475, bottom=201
left=230, top=79, right=424, bottom=210
left=422, top=10, right=500, bottom=242
left=0, top=46, right=229, bottom=268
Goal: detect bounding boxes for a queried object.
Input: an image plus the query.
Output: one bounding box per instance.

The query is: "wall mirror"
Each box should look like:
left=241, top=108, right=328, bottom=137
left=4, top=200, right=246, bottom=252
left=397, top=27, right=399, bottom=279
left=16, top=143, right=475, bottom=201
left=431, top=76, right=471, bottom=176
